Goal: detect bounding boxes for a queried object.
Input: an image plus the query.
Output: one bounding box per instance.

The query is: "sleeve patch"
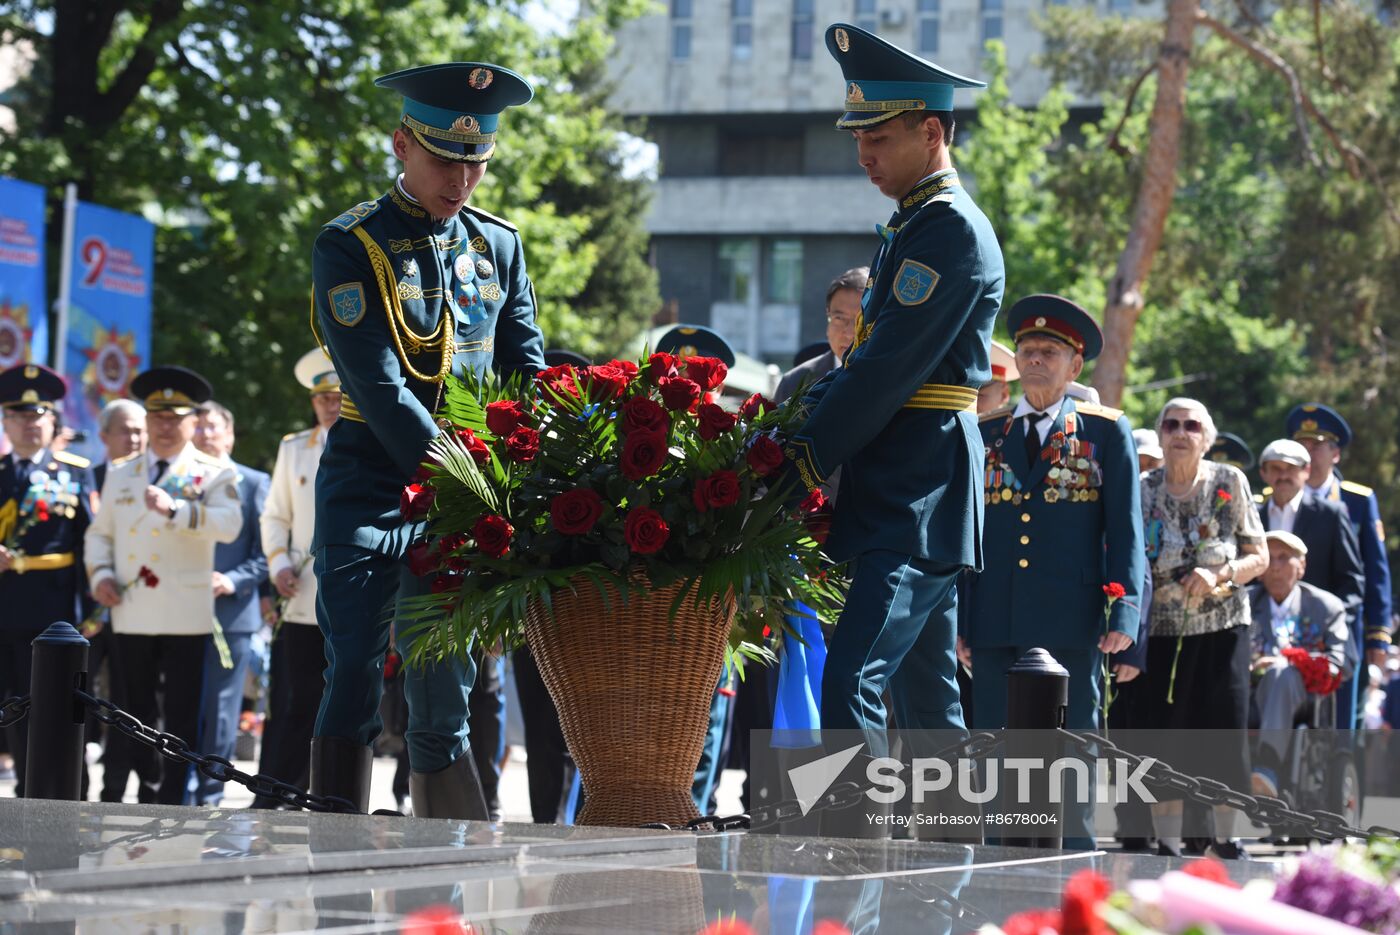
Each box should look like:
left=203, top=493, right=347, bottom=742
left=893, top=259, right=940, bottom=306
left=327, top=283, right=367, bottom=327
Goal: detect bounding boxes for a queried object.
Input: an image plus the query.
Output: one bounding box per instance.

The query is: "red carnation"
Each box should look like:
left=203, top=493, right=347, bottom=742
left=620, top=431, right=669, bottom=481
left=402, top=905, right=470, bottom=935
left=1181, top=857, right=1239, bottom=888
left=645, top=352, right=680, bottom=383
left=137, top=565, right=160, bottom=588
left=400, top=482, right=435, bottom=520
left=695, top=920, right=756, bottom=935
left=622, top=396, right=669, bottom=435
left=536, top=363, right=581, bottom=400
left=456, top=429, right=491, bottom=467
left=471, top=514, right=514, bottom=558
left=34, top=500, right=50, bottom=523
left=695, top=402, right=738, bottom=441
left=740, top=393, right=775, bottom=420
left=1102, top=582, right=1126, bottom=601
left=505, top=426, right=541, bottom=463
left=624, top=507, right=670, bottom=555
left=485, top=400, right=528, bottom=437
left=692, top=470, right=741, bottom=513
left=1217, top=490, right=1232, bottom=502
left=1000, top=909, right=1062, bottom=935
left=799, top=488, right=828, bottom=513
left=584, top=363, right=630, bottom=401
left=658, top=376, right=702, bottom=412
left=551, top=489, right=604, bottom=535
left=745, top=436, right=785, bottom=476
left=1059, top=869, right=1110, bottom=935
left=811, top=923, right=853, bottom=935
left=405, top=541, right=438, bottom=578
left=683, top=356, right=728, bottom=391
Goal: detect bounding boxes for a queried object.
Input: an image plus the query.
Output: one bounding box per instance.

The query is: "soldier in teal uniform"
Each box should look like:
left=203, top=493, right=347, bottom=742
left=0, top=364, right=94, bottom=796
left=782, top=24, right=1004, bottom=779
left=310, top=62, right=546, bottom=816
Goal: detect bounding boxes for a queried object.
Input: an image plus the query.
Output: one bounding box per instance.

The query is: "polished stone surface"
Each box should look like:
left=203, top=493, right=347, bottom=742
left=0, top=800, right=1278, bottom=933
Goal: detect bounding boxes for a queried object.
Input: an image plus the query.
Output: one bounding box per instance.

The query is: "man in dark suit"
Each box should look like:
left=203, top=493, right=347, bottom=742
left=191, top=400, right=269, bottom=804
left=1256, top=439, right=1363, bottom=642
left=774, top=267, right=866, bottom=404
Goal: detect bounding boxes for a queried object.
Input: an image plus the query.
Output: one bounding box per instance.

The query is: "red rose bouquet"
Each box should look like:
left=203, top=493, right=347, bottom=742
left=397, top=357, right=844, bottom=670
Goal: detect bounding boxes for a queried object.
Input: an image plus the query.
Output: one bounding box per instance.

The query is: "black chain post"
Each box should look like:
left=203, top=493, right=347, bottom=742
left=25, top=622, right=89, bottom=801
left=1004, top=649, right=1069, bottom=848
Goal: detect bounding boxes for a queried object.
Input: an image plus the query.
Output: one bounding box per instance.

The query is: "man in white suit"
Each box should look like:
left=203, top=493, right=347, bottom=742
left=85, top=366, right=243, bottom=804
left=251, top=349, right=340, bottom=807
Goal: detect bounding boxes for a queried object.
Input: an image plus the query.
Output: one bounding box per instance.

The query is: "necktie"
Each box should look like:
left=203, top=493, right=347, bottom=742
left=152, top=459, right=169, bottom=484
left=1024, top=413, right=1045, bottom=466
left=16, top=458, right=32, bottom=477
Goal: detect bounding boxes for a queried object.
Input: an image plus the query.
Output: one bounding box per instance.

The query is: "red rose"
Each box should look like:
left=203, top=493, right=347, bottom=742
left=456, top=429, right=491, bottom=467
left=624, top=507, right=670, bottom=555
left=430, top=574, right=463, bottom=594
left=746, top=436, right=785, bottom=476
left=695, top=402, right=738, bottom=440
left=471, top=514, right=514, bottom=558
left=505, top=426, right=541, bottom=462
left=551, top=489, right=604, bottom=535
left=536, top=363, right=581, bottom=399
left=412, top=462, right=436, bottom=485
left=1181, top=857, right=1239, bottom=888
left=1102, top=582, right=1126, bottom=601
left=400, top=482, right=435, bottom=520
left=1216, top=490, right=1232, bottom=502
left=34, top=500, right=50, bottom=522
left=645, top=352, right=680, bottom=383
left=622, top=396, right=669, bottom=435
left=692, top=470, right=741, bottom=513
left=1059, top=869, right=1110, bottom=935
left=620, top=430, right=669, bottom=481
left=583, top=363, right=630, bottom=401
left=437, top=533, right=470, bottom=571
left=658, top=376, right=702, bottom=412
left=406, top=541, right=438, bottom=577
left=609, top=359, right=639, bottom=381
left=485, top=400, right=528, bottom=437
left=1001, top=909, right=1062, bottom=935
left=683, top=356, right=728, bottom=391
left=799, top=488, right=828, bottom=513
left=740, top=393, right=775, bottom=420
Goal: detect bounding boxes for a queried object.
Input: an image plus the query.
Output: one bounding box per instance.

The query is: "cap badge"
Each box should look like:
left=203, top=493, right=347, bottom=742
left=23, top=365, right=37, bottom=379
left=162, top=388, right=173, bottom=399
left=847, top=82, right=865, bottom=103
left=1302, top=405, right=1318, bottom=412
left=1301, top=419, right=1318, bottom=432
left=834, top=28, right=850, bottom=52
left=1034, top=316, right=1047, bottom=327
left=679, top=345, right=698, bottom=358
left=468, top=68, right=494, bottom=90
left=452, top=114, right=480, bottom=134
left=20, top=389, right=37, bottom=403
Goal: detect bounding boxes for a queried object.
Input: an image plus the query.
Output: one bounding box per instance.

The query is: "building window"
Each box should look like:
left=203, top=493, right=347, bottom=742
left=732, top=0, right=753, bottom=60
left=792, top=0, right=814, bottom=60
left=672, top=0, right=692, bottom=61
left=718, top=128, right=806, bottom=176
left=918, top=0, right=940, bottom=54
left=766, top=240, right=803, bottom=305
left=982, top=0, right=1003, bottom=41
left=854, top=0, right=878, bottom=33
left=718, top=239, right=757, bottom=303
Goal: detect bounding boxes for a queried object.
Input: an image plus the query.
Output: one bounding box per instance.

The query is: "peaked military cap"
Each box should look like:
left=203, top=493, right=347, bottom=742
left=1287, top=402, right=1352, bottom=448
left=0, top=363, right=66, bottom=413
left=1209, top=432, right=1256, bottom=470
left=376, top=62, right=533, bottom=163
left=989, top=339, right=1018, bottom=382
left=825, top=22, right=986, bottom=129
left=295, top=348, right=341, bottom=394
left=1006, top=294, right=1104, bottom=362
left=655, top=324, right=736, bottom=368
left=543, top=349, right=591, bottom=369
left=130, top=365, right=212, bottom=415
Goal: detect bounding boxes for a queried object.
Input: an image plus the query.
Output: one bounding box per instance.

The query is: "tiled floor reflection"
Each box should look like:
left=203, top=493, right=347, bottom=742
left=0, top=800, right=1276, bottom=934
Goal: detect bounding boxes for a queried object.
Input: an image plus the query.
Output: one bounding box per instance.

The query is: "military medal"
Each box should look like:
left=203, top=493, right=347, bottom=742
left=1044, top=488, right=1059, bottom=503
left=1000, top=488, right=1012, bottom=502
left=453, top=253, right=474, bottom=283
left=402, top=259, right=419, bottom=278
left=476, top=258, right=493, bottom=279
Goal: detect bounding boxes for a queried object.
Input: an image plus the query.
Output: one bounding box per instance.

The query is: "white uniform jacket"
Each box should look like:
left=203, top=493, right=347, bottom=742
left=259, top=425, right=326, bottom=625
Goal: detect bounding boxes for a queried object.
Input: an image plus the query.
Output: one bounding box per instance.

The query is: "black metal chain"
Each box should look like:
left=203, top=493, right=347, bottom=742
left=0, top=695, right=29, bottom=729
left=76, top=689, right=360, bottom=814
left=1059, top=729, right=1400, bottom=842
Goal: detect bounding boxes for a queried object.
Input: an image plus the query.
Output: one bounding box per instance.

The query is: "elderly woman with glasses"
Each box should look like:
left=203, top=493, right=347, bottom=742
left=1138, top=397, right=1267, bottom=858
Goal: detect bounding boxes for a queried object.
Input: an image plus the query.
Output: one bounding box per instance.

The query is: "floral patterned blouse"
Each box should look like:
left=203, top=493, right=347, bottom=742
left=1141, top=461, right=1265, bottom=637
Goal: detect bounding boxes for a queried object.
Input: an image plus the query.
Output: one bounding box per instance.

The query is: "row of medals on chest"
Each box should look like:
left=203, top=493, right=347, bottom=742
left=985, top=430, right=1101, bottom=506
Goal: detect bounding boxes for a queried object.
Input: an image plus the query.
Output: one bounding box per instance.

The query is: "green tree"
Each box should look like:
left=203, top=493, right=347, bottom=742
left=0, top=0, right=659, bottom=467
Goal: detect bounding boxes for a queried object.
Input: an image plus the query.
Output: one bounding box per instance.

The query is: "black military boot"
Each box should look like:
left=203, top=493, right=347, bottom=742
left=309, top=736, right=373, bottom=812
left=410, top=751, right=491, bottom=820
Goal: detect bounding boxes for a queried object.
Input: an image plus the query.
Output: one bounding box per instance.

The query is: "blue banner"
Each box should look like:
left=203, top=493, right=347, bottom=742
left=0, top=177, right=48, bottom=369
left=63, top=201, right=154, bottom=459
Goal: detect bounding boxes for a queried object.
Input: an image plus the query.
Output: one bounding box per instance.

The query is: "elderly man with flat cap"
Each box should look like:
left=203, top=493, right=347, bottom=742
left=84, top=365, right=242, bottom=804
left=778, top=23, right=1004, bottom=833
left=309, top=61, right=546, bottom=816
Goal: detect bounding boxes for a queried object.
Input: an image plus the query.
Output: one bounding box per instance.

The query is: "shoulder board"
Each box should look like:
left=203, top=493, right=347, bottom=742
left=1073, top=401, right=1125, bottom=421
left=1253, top=493, right=1266, bottom=505
left=53, top=450, right=90, bottom=468
left=111, top=451, right=142, bottom=467
left=979, top=405, right=1014, bottom=423
left=323, top=200, right=380, bottom=233
left=191, top=450, right=227, bottom=468
left=923, top=193, right=956, bottom=208
left=1340, top=480, right=1374, bottom=497
left=281, top=428, right=314, bottom=443
left=462, top=204, right=517, bottom=233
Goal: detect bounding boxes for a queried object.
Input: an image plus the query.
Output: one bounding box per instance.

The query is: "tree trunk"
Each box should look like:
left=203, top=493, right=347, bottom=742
left=1092, top=0, right=1200, bottom=406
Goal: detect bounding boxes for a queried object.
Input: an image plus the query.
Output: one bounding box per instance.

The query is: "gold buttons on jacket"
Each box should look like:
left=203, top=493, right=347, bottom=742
left=1018, top=558, right=1029, bottom=568
left=1020, top=535, right=1030, bottom=545
left=1020, top=513, right=1031, bottom=523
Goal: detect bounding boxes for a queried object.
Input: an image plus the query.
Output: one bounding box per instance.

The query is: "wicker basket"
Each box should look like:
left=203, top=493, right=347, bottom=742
left=524, top=574, right=735, bottom=828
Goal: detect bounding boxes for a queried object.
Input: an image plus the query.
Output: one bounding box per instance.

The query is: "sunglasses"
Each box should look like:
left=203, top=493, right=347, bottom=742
left=1161, top=418, right=1204, bottom=435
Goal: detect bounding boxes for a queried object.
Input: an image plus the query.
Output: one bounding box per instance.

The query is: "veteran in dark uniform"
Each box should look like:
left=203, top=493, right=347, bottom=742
left=783, top=25, right=1004, bottom=761
left=309, top=62, right=546, bottom=816
left=0, top=364, right=94, bottom=796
